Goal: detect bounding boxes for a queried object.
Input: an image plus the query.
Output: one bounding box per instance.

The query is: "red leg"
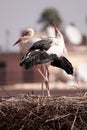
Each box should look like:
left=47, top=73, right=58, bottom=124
left=35, top=65, right=50, bottom=96
left=45, top=65, right=50, bottom=96
left=45, top=65, right=49, bottom=80
left=40, top=65, right=50, bottom=96
left=45, top=80, right=50, bottom=96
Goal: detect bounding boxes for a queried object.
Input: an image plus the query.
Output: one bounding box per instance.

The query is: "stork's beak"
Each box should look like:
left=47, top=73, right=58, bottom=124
left=13, top=42, right=18, bottom=46
left=13, top=38, right=21, bottom=46
left=53, top=22, right=59, bottom=37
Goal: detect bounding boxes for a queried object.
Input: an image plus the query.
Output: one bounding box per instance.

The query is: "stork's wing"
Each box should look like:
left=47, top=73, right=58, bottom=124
left=51, top=56, right=73, bottom=75
left=29, top=39, right=52, bottom=51
left=20, top=50, right=56, bottom=69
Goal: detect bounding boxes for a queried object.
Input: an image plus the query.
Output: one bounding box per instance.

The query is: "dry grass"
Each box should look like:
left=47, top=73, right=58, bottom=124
left=0, top=94, right=87, bottom=130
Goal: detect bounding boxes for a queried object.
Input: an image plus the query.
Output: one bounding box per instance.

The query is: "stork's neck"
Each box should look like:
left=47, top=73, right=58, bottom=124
left=52, top=36, right=65, bottom=48
left=30, top=33, right=34, bottom=37
left=57, top=31, right=65, bottom=47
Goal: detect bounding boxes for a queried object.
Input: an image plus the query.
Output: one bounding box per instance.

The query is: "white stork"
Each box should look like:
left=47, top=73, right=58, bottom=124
left=19, top=25, right=73, bottom=96
left=13, top=27, right=53, bottom=95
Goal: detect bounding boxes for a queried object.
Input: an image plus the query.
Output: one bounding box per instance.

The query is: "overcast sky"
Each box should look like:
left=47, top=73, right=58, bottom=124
left=0, top=0, right=87, bottom=52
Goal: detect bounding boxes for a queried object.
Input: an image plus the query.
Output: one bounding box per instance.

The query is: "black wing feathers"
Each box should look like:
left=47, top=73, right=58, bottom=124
left=51, top=56, right=73, bottom=75
left=20, top=50, right=56, bottom=69
left=29, top=39, right=52, bottom=51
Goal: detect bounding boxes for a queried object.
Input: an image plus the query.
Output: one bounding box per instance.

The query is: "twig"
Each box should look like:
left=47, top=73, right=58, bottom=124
left=19, top=125, right=24, bottom=130
left=0, top=109, right=6, bottom=116
left=71, top=108, right=79, bottom=130
left=22, top=111, right=42, bottom=121
left=45, top=113, right=70, bottom=122
left=22, top=115, right=28, bottom=121
left=71, top=114, right=77, bottom=130
left=79, top=115, right=84, bottom=123
left=31, top=112, right=42, bottom=120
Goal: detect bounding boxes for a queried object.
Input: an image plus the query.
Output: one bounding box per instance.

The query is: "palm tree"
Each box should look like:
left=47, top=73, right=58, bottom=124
left=38, top=8, right=62, bottom=28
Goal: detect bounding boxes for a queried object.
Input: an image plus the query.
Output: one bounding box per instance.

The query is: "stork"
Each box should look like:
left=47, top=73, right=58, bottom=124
left=13, top=27, right=53, bottom=95
left=20, top=25, right=73, bottom=96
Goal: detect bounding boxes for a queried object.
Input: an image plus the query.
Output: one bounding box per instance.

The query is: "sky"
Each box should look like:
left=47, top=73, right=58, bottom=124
left=0, top=0, right=87, bottom=52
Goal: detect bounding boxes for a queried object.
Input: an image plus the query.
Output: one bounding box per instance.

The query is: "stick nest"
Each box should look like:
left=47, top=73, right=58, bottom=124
left=0, top=94, right=87, bottom=130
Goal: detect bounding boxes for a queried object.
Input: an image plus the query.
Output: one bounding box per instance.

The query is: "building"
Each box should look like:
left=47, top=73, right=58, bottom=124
left=0, top=53, right=42, bottom=85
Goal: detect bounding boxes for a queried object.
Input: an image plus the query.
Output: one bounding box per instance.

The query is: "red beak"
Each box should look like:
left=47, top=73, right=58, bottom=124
left=53, top=22, right=59, bottom=36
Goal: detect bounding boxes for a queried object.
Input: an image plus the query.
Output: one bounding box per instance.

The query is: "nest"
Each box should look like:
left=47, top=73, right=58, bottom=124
left=0, top=94, right=87, bottom=130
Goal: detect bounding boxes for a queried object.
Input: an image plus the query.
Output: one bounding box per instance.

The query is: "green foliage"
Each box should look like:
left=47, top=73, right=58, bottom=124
left=38, top=8, right=62, bottom=27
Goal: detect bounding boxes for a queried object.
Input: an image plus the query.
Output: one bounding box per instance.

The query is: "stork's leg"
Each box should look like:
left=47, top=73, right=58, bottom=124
left=40, top=65, right=50, bottom=96
left=41, top=65, right=50, bottom=96
left=45, top=65, right=49, bottom=80
left=37, top=67, right=48, bottom=81
left=41, top=65, right=45, bottom=96
left=44, top=65, right=50, bottom=96
left=45, top=80, right=50, bottom=96
left=35, top=65, right=50, bottom=96
left=41, top=81, right=44, bottom=96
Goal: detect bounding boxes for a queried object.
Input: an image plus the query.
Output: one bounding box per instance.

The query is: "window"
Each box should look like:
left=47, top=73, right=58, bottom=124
left=0, top=62, right=6, bottom=85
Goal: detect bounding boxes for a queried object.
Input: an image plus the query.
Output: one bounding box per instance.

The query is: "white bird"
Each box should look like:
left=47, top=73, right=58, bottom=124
left=13, top=28, right=41, bottom=53
left=20, top=25, right=73, bottom=96
left=13, top=27, right=53, bottom=95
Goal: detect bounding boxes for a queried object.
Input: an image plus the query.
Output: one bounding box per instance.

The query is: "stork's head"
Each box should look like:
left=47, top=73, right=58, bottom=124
left=13, top=28, right=35, bottom=46
left=25, top=28, right=35, bottom=37
left=53, top=22, right=62, bottom=37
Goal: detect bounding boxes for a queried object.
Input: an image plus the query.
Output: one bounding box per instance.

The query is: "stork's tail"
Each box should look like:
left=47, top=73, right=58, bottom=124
left=51, top=56, right=73, bottom=75
left=60, top=57, right=73, bottom=75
